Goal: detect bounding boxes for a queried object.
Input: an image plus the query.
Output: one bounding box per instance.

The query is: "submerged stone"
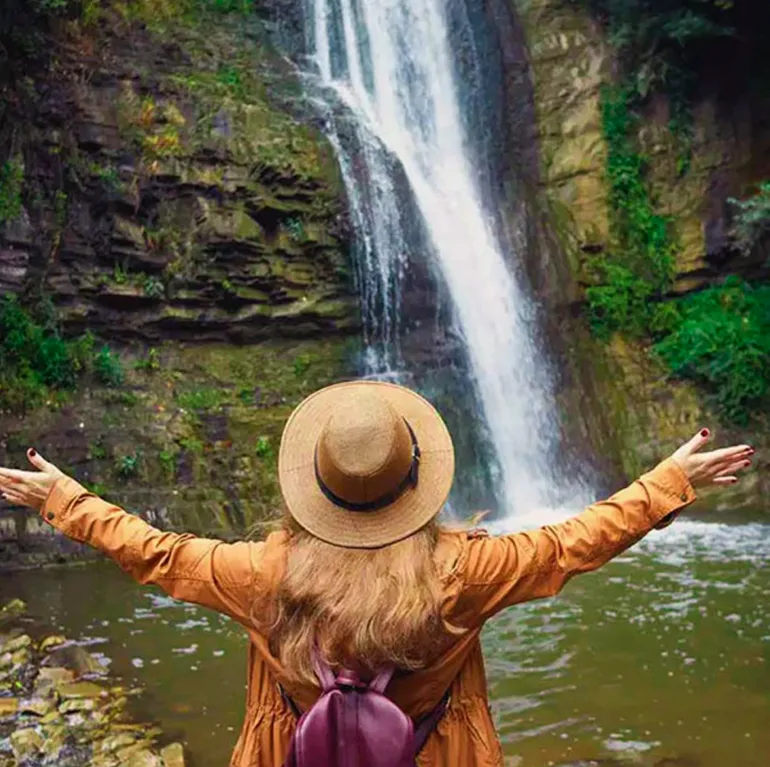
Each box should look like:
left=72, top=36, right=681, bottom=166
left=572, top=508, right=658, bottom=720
left=120, top=746, right=162, bottom=767
left=18, top=696, right=53, bottom=716
left=44, top=644, right=108, bottom=676
left=0, top=697, right=19, bottom=717
left=2, top=633, right=31, bottom=654
left=39, top=635, right=67, bottom=653
left=160, top=742, right=186, bottom=767
left=57, top=680, right=107, bottom=700
left=0, top=599, right=26, bottom=627
left=10, top=726, right=43, bottom=759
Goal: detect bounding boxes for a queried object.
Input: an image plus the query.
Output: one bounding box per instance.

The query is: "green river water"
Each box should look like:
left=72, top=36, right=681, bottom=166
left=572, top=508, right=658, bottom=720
left=1, top=516, right=768, bottom=766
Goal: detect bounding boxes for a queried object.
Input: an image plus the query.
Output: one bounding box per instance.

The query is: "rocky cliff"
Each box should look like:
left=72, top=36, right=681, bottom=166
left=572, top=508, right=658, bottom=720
left=0, top=2, right=359, bottom=566
left=508, top=0, right=770, bottom=509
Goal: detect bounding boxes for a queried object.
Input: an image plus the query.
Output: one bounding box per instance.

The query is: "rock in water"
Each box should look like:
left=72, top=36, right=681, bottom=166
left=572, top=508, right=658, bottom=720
left=38, top=634, right=67, bottom=653
left=0, top=697, right=19, bottom=717
left=161, top=742, right=186, bottom=767
left=10, top=727, right=44, bottom=760
left=122, top=749, right=163, bottom=767
left=0, top=599, right=26, bottom=628
left=43, top=643, right=108, bottom=676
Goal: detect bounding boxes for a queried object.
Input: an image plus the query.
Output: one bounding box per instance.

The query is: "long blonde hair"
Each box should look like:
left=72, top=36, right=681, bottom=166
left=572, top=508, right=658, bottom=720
left=256, top=518, right=458, bottom=686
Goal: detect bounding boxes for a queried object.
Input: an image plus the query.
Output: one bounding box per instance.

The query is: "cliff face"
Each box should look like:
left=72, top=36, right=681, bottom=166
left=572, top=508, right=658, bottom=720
left=0, top=3, right=359, bottom=566
left=1, top=7, right=356, bottom=341
left=510, top=0, right=770, bottom=508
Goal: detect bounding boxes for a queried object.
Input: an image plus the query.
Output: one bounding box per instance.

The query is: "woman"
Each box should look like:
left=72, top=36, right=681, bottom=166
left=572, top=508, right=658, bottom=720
left=0, top=380, right=755, bottom=767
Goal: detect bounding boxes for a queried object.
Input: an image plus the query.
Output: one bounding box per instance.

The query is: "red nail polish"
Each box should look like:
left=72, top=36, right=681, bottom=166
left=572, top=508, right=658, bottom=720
left=28, top=449, right=36, bottom=457
left=700, top=429, right=709, bottom=437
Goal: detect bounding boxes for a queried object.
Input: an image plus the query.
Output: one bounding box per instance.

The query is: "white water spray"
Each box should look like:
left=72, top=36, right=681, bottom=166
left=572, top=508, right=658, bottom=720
left=303, top=0, right=575, bottom=513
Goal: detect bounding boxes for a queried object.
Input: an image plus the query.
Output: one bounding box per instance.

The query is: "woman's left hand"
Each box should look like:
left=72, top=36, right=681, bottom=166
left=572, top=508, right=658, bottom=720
left=0, top=449, right=66, bottom=511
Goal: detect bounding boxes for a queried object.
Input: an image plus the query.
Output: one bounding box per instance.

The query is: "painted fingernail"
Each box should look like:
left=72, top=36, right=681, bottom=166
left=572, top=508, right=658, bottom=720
left=700, top=429, right=709, bottom=437
left=28, top=448, right=36, bottom=457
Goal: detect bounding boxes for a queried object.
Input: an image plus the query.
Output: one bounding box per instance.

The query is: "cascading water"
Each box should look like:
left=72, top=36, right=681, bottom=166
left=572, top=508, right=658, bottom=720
left=300, top=0, right=579, bottom=514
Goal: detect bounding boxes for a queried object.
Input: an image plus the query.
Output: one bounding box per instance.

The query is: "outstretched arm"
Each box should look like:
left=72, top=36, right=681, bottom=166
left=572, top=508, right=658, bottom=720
left=456, top=430, right=754, bottom=624
left=0, top=450, right=261, bottom=626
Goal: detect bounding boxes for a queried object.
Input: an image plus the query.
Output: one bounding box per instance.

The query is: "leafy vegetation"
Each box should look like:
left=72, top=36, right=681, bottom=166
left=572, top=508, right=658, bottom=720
left=115, top=452, right=141, bottom=479
left=730, top=181, right=770, bottom=255
left=586, top=85, right=677, bottom=338
left=0, top=294, right=123, bottom=411
left=655, top=278, right=770, bottom=423
left=176, top=387, right=225, bottom=411
left=94, top=345, right=125, bottom=386
left=571, top=0, right=734, bottom=96
left=255, top=436, right=273, bottom=459
left=0, top=158, right=24, bottom=225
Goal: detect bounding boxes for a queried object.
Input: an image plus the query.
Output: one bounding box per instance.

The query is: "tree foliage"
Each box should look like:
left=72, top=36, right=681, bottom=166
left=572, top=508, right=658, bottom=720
left=571, top=0, right=735, bottom=96
left=729, top=181, right=770, bottom=255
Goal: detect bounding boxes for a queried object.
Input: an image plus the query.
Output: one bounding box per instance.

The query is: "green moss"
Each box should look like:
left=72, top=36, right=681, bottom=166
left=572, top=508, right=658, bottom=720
left=586, top=85, right=678, bottom=338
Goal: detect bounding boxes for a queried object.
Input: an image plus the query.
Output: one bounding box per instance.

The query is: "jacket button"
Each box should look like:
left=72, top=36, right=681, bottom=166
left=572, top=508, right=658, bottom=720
left=46, top=512, right=55, bottom=521
left=679, top=491, right=688, bottom=502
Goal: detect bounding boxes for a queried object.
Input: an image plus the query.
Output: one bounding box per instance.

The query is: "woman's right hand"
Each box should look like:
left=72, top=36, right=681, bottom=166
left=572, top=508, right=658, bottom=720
left=671, top=429, right=755, bottom=488
left=0, top=449, right=65, bottom=511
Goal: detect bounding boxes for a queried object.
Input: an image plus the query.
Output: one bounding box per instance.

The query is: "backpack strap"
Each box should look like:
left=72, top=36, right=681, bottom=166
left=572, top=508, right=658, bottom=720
left=413, top=687, right=451, bottom=758
left=311, top=647, right=337, bottom=692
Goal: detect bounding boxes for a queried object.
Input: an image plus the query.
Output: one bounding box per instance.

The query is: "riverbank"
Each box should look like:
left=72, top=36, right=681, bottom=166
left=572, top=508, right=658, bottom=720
left=0, top=599, right=185, bottom=767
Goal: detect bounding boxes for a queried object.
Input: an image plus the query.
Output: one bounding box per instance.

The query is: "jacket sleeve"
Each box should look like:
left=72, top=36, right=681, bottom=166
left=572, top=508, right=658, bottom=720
left=454, top=458, right=696, bottom=626
left=40, top=477, right=261, bottom=626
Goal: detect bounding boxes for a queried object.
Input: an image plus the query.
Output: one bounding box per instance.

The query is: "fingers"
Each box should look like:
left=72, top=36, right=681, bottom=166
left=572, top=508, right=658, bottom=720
left=704, top=445, right=754, bottom=463
left=0, top=468, right=34, bottom=482
left=713, top=476, right=738, bottom=486
left=26, top=448, right=55, bottom=473
left=685, top=428, right=712, bottom=455
left=1, top=489, right=27, bottom=506
left=713, top=459, right=752, bottom=478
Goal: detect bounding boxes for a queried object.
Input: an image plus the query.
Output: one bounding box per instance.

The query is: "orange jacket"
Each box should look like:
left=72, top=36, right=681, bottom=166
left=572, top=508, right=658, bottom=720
left=41, top=458, right=694, bottom=766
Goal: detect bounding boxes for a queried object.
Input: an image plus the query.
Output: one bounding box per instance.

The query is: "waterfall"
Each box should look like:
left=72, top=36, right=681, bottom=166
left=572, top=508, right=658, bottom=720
left=300, top=0, right=574, bottom=514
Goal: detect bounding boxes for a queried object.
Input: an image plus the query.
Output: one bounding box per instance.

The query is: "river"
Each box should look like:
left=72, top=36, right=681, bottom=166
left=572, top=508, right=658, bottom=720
left=2, top=515, right=767, bottom=766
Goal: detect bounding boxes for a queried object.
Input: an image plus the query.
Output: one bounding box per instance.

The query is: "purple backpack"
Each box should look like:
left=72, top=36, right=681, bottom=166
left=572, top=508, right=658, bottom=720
left=281, top=650, right=450, bottom=767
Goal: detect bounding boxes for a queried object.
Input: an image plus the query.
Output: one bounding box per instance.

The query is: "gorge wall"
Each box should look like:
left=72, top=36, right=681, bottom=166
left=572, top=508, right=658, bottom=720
left=504, top=0, right=770, bottom=510
left=0, top=2, right=359, bottom=566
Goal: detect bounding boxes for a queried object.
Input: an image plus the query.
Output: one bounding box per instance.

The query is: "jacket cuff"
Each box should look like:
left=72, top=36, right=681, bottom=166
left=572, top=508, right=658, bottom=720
left=641, top=457, right=696, bottom=530
left=40, top=476, right=91, bottom=533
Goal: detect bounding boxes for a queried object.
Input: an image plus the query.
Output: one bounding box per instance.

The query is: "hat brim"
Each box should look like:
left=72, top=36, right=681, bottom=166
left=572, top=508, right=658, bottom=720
left=278, top=380, right=455, bottom=548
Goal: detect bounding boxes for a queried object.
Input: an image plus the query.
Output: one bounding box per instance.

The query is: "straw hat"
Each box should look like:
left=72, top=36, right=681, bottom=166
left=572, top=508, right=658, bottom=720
left=278, top=380, right=455, bottom=548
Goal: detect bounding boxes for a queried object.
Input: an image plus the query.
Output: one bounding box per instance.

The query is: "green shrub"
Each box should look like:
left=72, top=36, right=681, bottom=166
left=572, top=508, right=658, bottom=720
left=180, top=437, right=204, bottom=453
left=134, top=347, right=161, bottom=372
left=0, top=158, right=24, bottom=225
left=293, top=353, right=314, bottom=377
left=94, top=345, right=124, bottom=387
left=0, top=294, right=79, bottom=409
left=729, top=181, right=770, bottom=255
left=655, top=278, right=770, bottom=423
left=142, top=275, right=165, bottom=299
left=285, top=217, right=305, bottom=241
left=570, top=0, right=734, bottom=94
left=176, top=387, right=224, bottom=411
left=255, top=436, right=273, bottom=459
left=88, top=441, right=107, bottom=460
left=158, top=448, right=178, bottom=477
left=115, top=452, right=140, bottom=480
